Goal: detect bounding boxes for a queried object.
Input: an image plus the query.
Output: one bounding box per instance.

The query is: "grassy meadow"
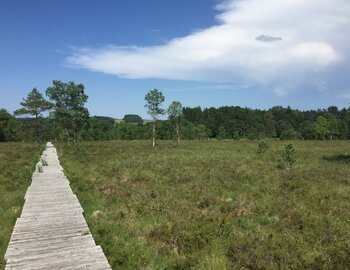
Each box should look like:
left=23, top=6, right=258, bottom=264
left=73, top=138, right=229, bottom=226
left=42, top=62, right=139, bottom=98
left=0, top=143, right=42, bottom=269
left=57, top=140, right=350, bottom=269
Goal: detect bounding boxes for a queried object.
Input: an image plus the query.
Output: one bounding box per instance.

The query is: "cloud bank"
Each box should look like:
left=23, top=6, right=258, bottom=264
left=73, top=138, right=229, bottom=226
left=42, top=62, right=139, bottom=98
left=66, top=0, right=350, bottom=96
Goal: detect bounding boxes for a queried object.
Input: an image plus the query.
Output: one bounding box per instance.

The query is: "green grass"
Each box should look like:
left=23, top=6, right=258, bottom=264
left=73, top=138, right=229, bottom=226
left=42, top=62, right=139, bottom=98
left=57, top=140, right=350, bottom=269
left=0, top=143, right=42, bottom=269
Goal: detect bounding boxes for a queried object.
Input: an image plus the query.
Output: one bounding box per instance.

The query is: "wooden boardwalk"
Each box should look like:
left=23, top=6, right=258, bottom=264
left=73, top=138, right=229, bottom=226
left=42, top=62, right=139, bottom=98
left=4, top=142, right=111, bottom=270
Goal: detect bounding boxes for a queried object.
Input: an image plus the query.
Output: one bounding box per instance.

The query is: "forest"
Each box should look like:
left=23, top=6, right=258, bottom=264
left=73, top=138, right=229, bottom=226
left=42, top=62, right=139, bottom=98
left=1, top=81, right=349, bottom=142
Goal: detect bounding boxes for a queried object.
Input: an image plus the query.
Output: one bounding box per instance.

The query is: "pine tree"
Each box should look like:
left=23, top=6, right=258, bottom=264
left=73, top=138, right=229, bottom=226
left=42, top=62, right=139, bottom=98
left=14, top=88, right=53, bottom=143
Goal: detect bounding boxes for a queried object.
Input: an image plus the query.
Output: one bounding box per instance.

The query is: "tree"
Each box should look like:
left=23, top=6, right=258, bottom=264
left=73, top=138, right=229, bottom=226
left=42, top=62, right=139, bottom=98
left=167, top=101, right=183, bottom=144
left=339, top=119, right=349, bottom=139
left=144, top=89, right=165, bottom=147
left=0, top=109, right=26, bottom=142
left=281, top=129, right=300, bottom=140
left=300, top=121, right=316, bottom=139
left=0, top=109, right=13, bottom=141
left=14, top=88, right=53, bottom=143
left=46, top=81, right=89, bottom=143
left=217, top=126, right=227, bottom=139
left=325, top=113, right=340, bottom=140
left=314, top=116, right=330, bottom=140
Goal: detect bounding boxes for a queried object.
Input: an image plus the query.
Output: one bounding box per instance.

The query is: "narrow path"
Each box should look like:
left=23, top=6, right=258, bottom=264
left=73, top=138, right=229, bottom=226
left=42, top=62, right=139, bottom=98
left=4, top=142, right=111, bottom=270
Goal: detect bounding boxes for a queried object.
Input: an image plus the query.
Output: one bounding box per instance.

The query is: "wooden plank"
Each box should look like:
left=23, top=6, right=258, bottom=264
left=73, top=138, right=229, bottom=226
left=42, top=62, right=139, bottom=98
left=4, top=142, right=111, bottom=269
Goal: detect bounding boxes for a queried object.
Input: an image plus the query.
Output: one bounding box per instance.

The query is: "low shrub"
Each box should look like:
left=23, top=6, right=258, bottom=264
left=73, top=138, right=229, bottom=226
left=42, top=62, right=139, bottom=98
left=277, top=143, right=296, bottom=169
left=257, top=140, right=270, bottom=154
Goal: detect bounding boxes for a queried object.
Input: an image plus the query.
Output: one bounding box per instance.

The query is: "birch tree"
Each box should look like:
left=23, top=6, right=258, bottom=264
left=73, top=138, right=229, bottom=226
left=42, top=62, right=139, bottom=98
left=167, top=101, right=183, bottom=144
left=144, top=89, right=165, bottom=147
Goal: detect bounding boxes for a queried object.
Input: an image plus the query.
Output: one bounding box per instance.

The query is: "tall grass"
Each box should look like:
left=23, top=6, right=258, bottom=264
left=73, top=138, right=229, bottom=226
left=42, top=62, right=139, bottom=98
left=0, top=143, right=42, bottom=269
left=57, top=140, right=350, bottom=269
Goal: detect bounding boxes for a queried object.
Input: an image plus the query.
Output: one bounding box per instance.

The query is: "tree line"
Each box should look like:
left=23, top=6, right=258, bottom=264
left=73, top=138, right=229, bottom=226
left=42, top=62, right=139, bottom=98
left=1, top=81, right=349, bottom=143
left=80, top=105, right=350, bottom=141
left=181, top=105, right=350, bottom=140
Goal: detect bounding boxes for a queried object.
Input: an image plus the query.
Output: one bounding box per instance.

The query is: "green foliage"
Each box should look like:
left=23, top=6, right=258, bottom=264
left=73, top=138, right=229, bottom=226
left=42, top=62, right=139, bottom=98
left=217, top=126, right=227, bottom=139
left=144, top=89, right=165, bottom=120
left=314, top=116, right=330, bottom=140
left=57, top=140, right=350, bottom=269
left=2, top=102, right=350, bottom=142
left=167, top=101, right=183, bottom=143
left=300, top=121, right=317, bottom=139
left=76, top=102, right=350, bottom=142
left=46, top=80, right=89, bottom=143
left=122, top=114, right=143, bottom=125
left=278, top=143, right=296, bottom=169
left=14, top=88, right=53, bottom=118
left=92, top=116, right=115, bottom=126
left=167, top=101, right=183, bottom=120
left=14, top=88, right=53, bottom=143
left=326, top=113, right=340, bottom=139
left=182, top=105, right=350, bottom=140
left=280, top=128, right=300, bottom=140
left=232, top=131, right=240, bottom=140
left=257, top=140, right=270, bottom=154
left=144, top=89, right=165, bottom=147
left=0, top=109, right=23, bottom=142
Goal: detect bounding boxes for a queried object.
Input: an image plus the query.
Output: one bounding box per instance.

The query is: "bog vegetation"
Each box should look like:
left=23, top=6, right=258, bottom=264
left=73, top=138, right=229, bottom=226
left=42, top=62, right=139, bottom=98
left=57, top=140, right=350, bottom=269
left=0, top=143, right=42, bottom=269
left=1, top=82, right=350, bottom=269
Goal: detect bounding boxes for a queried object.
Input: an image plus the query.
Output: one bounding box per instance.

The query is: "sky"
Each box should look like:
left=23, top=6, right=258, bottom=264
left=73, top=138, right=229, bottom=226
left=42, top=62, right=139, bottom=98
left=1, top=0, right=350, bottom=118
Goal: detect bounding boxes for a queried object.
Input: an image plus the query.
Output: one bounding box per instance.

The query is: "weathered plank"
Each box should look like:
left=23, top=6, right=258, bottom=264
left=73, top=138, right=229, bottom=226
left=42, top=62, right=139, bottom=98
left=4, top=142, right=111, bottom=270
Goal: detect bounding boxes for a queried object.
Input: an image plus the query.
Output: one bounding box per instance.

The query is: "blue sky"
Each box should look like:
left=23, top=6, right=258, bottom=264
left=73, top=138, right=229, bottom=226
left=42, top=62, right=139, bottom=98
left=1, top=0, right=350, bottom=118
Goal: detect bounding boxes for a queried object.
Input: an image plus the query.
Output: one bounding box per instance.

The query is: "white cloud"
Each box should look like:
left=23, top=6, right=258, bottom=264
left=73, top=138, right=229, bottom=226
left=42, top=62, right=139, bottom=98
left=66, top=0, right=350, bottom=95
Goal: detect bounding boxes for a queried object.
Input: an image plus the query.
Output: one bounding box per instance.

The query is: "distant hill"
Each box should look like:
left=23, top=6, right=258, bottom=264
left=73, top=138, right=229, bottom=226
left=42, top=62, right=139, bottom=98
left=93, top=115, right=151, bottom=125
left=123, top=114, right=143, bottom=125
left=91, top=116, right=115, bottom=126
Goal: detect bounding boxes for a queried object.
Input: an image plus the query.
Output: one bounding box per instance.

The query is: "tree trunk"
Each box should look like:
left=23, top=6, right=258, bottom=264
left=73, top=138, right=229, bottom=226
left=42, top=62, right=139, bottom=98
left=152, top=122, right=156, bottom=147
